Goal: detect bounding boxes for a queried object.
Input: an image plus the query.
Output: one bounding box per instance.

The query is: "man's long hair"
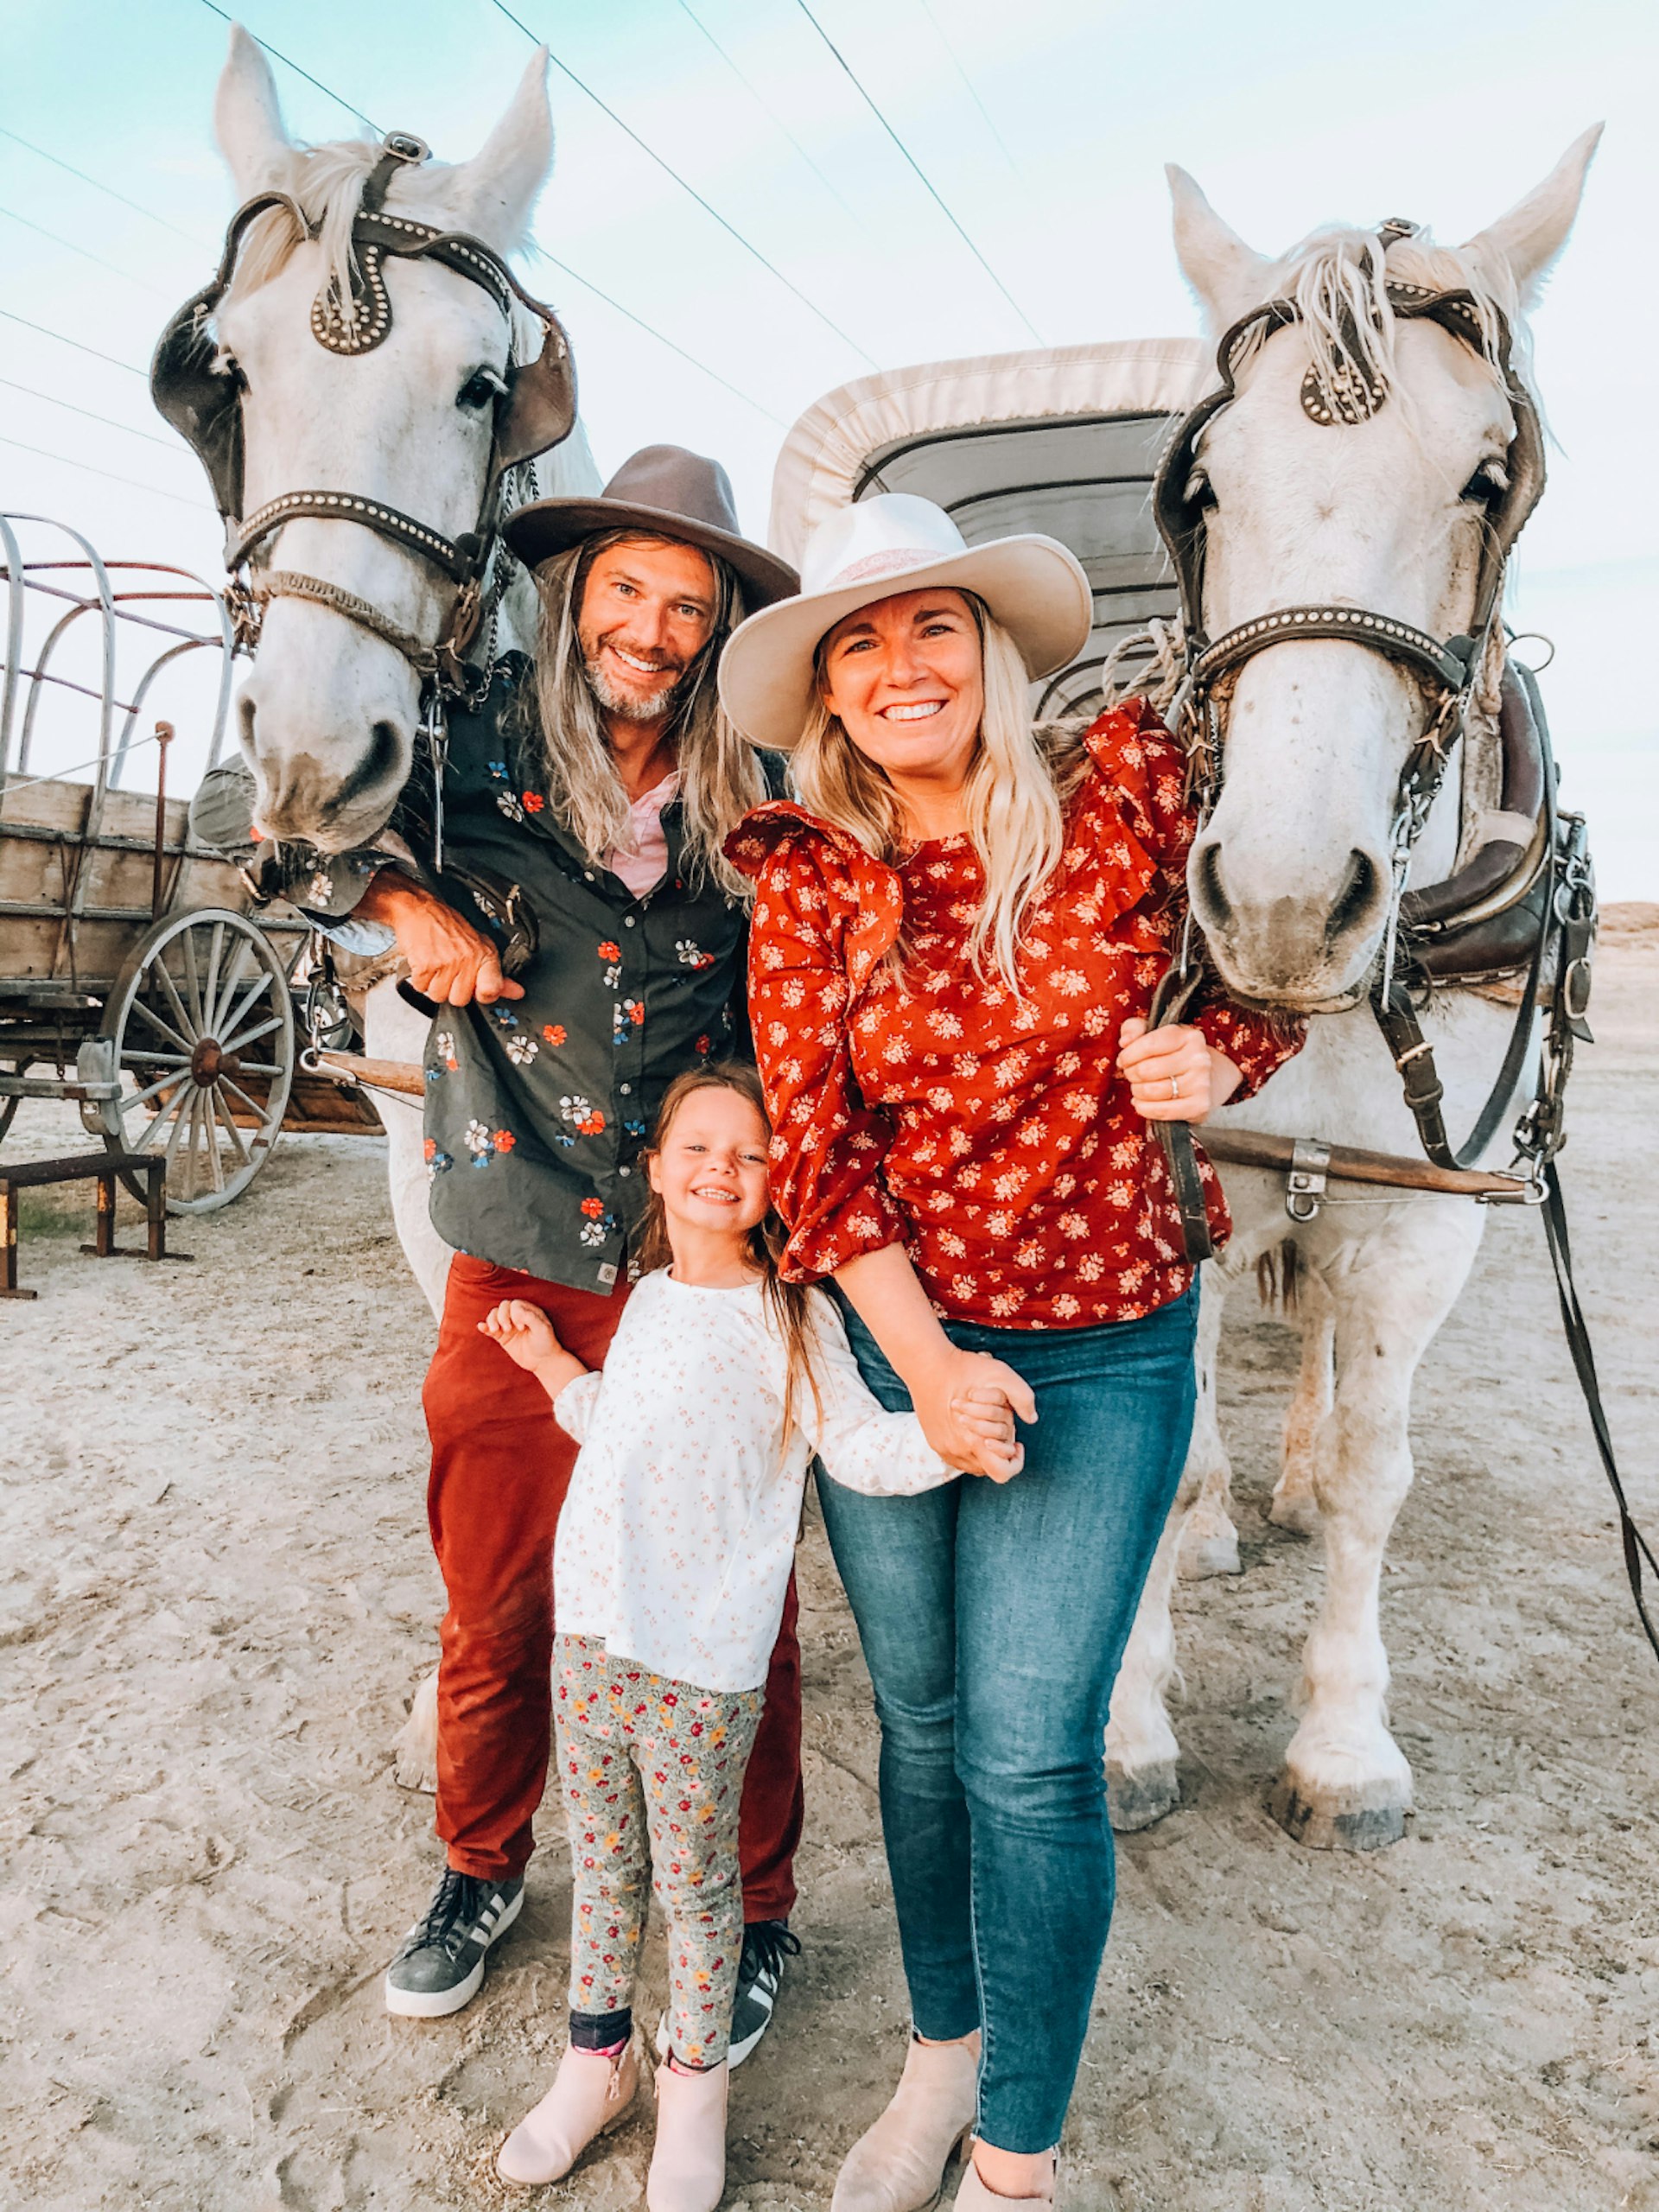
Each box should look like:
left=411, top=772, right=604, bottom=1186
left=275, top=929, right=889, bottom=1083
left=511, top=527, right=768, bottom=899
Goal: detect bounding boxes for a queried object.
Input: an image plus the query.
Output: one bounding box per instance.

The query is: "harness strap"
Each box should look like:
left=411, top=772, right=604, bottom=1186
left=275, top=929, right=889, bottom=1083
left=1147, top=954, right=1216, bottom=1266
left=248, top=571, right=442, bottom=676
left=1539, top=1160, right=1659, bottom=1665
left=1193, top=605, right=1477, bottom=695
left=226, top=490, right=478, bottom=583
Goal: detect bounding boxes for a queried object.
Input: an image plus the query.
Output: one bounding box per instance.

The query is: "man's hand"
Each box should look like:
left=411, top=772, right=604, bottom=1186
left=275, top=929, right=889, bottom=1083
left=1117, top=1018, right=1240, bottom=1124
left=357, top=872, right=524, bottom=1006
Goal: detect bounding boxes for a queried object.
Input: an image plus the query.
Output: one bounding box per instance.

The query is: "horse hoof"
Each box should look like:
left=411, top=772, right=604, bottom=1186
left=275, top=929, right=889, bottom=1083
left=1268, top=1492, right=1320, bottom=1539
left=1108, top=1758, right=1180, bottom=1831
left=1178, top=1524, right=1241, bottom=1579
left=1268, top=1774, right=1407, bottom=1851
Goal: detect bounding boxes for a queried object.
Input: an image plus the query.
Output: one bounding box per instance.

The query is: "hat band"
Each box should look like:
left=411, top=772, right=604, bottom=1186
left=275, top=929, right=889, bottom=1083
left=827, top=544, right=960, bottom=587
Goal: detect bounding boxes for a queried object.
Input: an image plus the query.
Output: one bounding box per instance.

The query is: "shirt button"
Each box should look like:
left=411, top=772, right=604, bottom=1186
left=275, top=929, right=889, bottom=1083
left=620, top=1083, right=632, bottom=1095
left=584, top=870, right=594, bottom=881
left=618, top=1165, right=631, bottom=1177
left=624, top=916, right=637, bottom=928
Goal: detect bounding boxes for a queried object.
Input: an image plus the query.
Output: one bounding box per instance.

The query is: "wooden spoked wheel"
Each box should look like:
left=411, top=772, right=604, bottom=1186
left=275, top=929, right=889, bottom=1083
left=0, top=1063, right=27, bottom=1147
left=99, top=907, right=296, bottom=1212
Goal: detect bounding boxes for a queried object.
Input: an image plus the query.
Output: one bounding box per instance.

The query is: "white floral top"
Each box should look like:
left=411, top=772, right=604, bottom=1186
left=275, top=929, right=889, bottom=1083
left=552, top=1268, right=953, bottom=1691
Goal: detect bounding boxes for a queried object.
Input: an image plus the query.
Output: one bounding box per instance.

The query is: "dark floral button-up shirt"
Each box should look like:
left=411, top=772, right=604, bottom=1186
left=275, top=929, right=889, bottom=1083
left=250, top=659, right=753, bottom=1294
left=421, top=671, right=753, bottom=1291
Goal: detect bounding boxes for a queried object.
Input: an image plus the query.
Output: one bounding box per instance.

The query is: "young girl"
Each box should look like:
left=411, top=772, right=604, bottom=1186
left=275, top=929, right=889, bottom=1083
left=484, top=1064, right=1017, bottom=2212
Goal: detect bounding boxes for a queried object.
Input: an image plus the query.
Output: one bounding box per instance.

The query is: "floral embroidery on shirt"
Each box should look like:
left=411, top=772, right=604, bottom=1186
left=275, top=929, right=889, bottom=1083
left=522, top=791, right=545, bottom=814
left=542, top=1022, right=567, bottom=1046
left=495, top=791, right=525, bottom=825
left=561, top=1095, right=607, bottom=1137
left=676, top=938, right=715, bottom=970
left=464, top=1117, right=493, bottom=1164
left=728, top=699, right=1304, bottom=1328
left=578, top=1195, right=617, bottom=1249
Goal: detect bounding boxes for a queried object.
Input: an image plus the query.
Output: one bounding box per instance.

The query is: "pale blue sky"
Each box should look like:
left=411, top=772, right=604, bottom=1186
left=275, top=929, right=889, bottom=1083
left=3, top=0, right=1655, bottom=890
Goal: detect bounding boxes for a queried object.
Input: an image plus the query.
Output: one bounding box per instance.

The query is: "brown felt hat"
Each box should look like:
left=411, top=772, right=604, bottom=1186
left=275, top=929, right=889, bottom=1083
left=503, top=444, right=799, bottom=608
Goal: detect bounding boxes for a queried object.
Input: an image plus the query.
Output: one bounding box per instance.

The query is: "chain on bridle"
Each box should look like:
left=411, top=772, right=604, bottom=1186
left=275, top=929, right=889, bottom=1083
left=151, top=130, right=578, bottom=853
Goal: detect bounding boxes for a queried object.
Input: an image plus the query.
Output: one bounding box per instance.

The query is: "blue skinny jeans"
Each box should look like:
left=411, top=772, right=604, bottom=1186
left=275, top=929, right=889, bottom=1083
left=819, top=1287, right=1198, bottom=2155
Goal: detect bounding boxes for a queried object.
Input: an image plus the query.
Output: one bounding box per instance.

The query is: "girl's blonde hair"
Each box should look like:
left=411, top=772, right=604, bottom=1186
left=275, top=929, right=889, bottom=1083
left=636, top=1063, right=823, bottom=1445
left=790, top=593, right=1089, bottom=989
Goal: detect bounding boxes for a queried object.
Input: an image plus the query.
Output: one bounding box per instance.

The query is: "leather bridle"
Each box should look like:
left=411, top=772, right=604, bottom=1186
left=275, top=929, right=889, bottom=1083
left=151, top=131, right=577, bottom=772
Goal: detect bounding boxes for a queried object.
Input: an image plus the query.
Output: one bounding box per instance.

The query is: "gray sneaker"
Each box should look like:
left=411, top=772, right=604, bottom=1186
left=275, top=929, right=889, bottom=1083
left=658, top=1919, right=800, bottom=2067
left=384, top=1867, right=524, bottom=2018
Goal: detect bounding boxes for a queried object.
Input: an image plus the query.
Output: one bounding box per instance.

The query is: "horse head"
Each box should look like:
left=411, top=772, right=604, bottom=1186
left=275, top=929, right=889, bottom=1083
left=194, top=28, right=560, bottom=851
left=1164, top=129, right=1599, bottom=1011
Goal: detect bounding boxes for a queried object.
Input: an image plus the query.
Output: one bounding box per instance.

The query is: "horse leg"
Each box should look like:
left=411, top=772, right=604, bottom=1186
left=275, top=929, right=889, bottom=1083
left=1106, top=1487, right=1192, bottom=1830
left=1269, top=1272, right=1334, bottom=1537
left=394, top=1666, right=440, bottom=1794
left=361, top=976, right=453, bottom=1323
left=1177, top=1264, right=1242, bottom=1579
left=1269, top=1202, right=1484, bottom=1849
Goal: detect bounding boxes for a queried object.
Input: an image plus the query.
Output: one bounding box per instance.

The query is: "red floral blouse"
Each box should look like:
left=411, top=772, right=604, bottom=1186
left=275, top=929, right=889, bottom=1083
left=724, top=701, right=1304, bottom=1331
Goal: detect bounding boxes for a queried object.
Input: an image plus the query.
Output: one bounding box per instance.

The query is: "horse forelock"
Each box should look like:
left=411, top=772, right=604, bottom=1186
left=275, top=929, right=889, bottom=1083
left=219, top=138, right=539, bottom=352
left=1230, top=226, right=1529, bottom=413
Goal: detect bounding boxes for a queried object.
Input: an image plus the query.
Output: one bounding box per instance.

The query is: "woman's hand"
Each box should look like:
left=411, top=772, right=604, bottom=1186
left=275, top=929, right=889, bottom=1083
left=914, top=1347, right=1036, bottom=1482
left=1116, top=1018, right=1242, bottom=1124
left=358, top=871, right=524, bottom=1007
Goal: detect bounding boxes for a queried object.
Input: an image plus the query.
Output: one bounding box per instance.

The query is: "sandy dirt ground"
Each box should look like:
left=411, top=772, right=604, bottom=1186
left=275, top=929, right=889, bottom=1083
left=3, top=914, right=1657, bottom=2212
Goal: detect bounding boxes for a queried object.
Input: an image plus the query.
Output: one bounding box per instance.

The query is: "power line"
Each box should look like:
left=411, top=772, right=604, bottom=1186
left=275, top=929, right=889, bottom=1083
left=0, top=203, right=170, bottom=296
left=915, top=0, right=1021, bottom=177
left=533, top=253, right=788, bottom=429
left=0, top=126, right=211, bottom=249
left=676, top=0, right=862, bottom=226
left=791, top=1, right=1044, bottom=345
left=175, top=22, right=798, bottom=431
left=0, top=433, right=212, bottom=513
left=487, top=0, right=878, bottom=369
left=0, top=309, right=148, bottom=379
left=196, top=2, right=380, bottom=134
left=0, top=376, right=185, bottom=453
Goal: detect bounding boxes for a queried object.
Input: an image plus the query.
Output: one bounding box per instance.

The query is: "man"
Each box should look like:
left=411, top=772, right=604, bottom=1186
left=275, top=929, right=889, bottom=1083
left=227, top=449, right=804, bottom=2050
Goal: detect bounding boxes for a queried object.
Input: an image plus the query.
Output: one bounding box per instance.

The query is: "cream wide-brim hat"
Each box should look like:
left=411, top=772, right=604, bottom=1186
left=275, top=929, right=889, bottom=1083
left=717, top=493, right=1092, bottom=752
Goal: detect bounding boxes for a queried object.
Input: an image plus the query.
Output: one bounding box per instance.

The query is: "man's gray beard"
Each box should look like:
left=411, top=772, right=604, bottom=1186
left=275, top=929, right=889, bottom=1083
left=583, top=652, right=685, bottom=724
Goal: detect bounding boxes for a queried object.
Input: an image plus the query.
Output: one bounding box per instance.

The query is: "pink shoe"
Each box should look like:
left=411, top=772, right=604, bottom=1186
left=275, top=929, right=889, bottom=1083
left=831, top=2035, right=979, bottom=2212
left=646, top=2057, right=729, bottom=2212
left=495, top=2042, right=639, bottom=2188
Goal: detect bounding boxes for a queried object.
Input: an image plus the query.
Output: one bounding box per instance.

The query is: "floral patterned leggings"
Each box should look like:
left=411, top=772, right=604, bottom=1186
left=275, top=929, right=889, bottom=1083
left=554, top=1633, right=763, bottom=2068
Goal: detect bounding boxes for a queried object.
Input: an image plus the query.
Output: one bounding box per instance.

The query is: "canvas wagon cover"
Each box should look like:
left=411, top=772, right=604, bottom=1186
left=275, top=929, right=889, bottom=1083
left=768, top=337, right=1206, bottom=718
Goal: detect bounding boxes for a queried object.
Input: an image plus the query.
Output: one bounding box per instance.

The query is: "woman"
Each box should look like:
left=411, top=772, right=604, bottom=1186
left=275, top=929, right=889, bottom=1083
left=719, top=495, right=1303, bottom=2209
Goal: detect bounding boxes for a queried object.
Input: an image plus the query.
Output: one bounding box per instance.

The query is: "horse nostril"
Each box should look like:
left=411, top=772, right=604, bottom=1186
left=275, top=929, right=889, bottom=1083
left=323, top=719, right=406, bottom=823
left=1191, top=839, right=1233, bottom=931
left=1324, top=848, right=1384, bottom=950
left=237, top=692, right=257, bottom=762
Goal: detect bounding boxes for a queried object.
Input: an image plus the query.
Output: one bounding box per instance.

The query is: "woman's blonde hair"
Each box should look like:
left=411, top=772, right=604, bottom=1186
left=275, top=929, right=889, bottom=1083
left=636, top=1063, right=823, bottom=1446
left=790, top=594, right=1087, bottom=988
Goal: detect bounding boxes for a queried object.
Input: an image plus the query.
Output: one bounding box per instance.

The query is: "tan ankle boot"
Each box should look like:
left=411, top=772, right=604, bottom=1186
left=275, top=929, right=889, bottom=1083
left=952, top=2149, right=1059, bottom=2206
left=646, top=2057, right=729, bottom=2212
left=831, top=2035, right=979, bottom=2212
left=496, top=2041, right=639, bottom=2187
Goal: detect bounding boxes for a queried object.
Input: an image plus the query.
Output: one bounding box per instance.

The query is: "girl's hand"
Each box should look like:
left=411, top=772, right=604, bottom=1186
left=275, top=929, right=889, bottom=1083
left=480, top=1297, right=563, bottom=1369
left=1117, top=1018, right=1242, bottom=1124
left=914, top=1348, right=1036, bottom=1481
left=951, top=1381, right=1023, bottom=1484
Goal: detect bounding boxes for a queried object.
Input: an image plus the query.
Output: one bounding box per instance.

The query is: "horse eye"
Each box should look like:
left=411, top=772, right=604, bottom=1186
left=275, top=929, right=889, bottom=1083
left=457, top=366, right=508, bottom=412
left=1460, top=459, right=1510, bottom=503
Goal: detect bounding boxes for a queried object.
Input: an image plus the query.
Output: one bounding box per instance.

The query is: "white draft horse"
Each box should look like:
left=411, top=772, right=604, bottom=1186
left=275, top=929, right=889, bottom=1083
left=1105, top=130, right=1601, bottom=1847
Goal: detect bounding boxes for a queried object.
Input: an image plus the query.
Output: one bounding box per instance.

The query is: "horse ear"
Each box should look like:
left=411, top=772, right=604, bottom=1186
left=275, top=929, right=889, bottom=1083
left=1166, top=164, right=1273, bottom=335
left=450, top=47, right=553, bottom=247
left=1462, top=124, right=1603, bottom=309
left=213, top=23, right=292, bottom=199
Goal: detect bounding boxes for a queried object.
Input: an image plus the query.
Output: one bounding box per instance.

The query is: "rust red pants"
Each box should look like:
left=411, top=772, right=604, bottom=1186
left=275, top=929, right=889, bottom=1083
left=423, top=1253, right=803, bottom=1914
